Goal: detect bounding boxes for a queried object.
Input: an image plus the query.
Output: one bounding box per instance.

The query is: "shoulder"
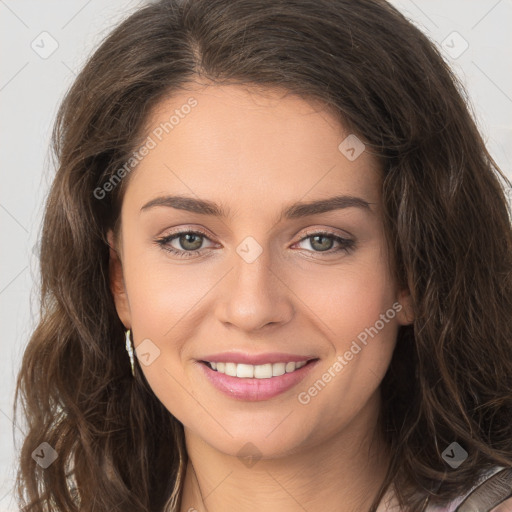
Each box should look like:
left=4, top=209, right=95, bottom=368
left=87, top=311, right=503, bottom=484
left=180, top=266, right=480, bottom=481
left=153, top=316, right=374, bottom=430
left=426, top=466, right=512, bottom=512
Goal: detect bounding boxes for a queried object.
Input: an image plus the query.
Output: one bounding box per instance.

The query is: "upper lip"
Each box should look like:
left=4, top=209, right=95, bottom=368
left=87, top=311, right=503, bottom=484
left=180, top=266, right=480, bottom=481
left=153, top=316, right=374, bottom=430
left=199, top=352, right=318, bottom=365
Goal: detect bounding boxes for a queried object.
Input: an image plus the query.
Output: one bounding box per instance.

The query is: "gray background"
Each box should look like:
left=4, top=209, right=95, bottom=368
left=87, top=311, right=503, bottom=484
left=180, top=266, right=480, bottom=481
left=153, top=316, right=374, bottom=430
left=1, top=0, right=511, bottom=509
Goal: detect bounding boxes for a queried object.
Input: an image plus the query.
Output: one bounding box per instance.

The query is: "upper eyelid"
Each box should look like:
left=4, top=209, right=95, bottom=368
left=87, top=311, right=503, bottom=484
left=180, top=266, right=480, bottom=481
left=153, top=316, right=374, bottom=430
left=160, top=228, right=216, bottom=244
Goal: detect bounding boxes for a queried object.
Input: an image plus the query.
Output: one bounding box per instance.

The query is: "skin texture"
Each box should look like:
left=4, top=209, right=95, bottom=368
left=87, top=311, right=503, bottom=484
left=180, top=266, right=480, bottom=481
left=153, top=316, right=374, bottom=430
left=108, top=83, right=414, bottom=512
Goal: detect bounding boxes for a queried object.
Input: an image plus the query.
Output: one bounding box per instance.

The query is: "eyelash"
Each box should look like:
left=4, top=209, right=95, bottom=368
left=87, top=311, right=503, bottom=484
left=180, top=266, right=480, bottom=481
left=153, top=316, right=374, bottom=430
left=155, top=229, right=355, bottom=259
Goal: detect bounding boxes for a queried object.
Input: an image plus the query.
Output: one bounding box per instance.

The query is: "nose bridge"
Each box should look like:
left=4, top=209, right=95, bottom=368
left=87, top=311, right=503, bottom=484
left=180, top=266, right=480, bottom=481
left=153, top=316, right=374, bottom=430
left=234, top=237, right=274, bottom=294
left=215, top=236, right=293, bottom=330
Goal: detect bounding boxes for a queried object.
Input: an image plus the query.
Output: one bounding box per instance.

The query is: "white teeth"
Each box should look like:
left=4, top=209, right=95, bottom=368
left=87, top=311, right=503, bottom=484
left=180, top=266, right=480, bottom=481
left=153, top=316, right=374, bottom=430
left=254, top=363, right=272, bottom=379
left=285, top=362, right=296, bottom=373
left=272, top=362, right=286, bottom=377
left=236, top=363, right=254, bottom=378
left=225, top=362, right=237, bottom=377
left=207, top=360, right=310, bottom=378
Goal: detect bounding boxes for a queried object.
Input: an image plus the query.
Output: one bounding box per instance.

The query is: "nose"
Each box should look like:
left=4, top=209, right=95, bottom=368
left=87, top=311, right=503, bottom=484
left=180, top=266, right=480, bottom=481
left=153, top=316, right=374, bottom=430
left=214, top=244, right=295, bottom=332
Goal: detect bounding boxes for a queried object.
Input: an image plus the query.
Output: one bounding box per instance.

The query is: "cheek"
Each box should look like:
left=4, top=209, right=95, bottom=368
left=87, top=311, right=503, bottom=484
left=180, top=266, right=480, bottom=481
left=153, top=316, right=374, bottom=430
left=291, top=243, right=399, bottom=416
left=121, top=249, right=230, bottom=421
left=123, top=241, right=218, bottom=335
left=290, top=242, right=397, bottom=347
left=123, top=263, right=197, bottom=424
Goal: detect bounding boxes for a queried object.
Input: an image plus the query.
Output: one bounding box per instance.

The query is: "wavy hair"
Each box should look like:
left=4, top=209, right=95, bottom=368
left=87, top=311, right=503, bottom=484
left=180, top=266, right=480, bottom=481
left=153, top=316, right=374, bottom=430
left=14, top=0, right=512, bottom=511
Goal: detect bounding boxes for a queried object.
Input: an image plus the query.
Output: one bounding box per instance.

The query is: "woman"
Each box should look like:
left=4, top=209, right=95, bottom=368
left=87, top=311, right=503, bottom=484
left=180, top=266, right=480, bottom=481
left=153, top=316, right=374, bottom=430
left=13, top=0, right=512, bottom=511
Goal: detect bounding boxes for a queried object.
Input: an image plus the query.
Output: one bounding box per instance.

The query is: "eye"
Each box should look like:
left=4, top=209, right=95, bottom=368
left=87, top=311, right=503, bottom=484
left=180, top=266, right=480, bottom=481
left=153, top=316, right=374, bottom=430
left=294, top=230, right=355, bottom=256
left=155, top=229, right=216, bottom=259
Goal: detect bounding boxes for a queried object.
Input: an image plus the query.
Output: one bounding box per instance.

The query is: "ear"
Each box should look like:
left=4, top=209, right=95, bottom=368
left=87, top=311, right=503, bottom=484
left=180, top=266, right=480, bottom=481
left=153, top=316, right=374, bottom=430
left=107, top=229, right=131, bottom=328
left=395, top=287, right=414, bottom=326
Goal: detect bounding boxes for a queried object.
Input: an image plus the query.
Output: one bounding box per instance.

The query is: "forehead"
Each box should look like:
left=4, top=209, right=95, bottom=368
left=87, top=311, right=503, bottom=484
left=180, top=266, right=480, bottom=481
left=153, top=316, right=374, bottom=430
left=123, top=83, right=382, bottom=214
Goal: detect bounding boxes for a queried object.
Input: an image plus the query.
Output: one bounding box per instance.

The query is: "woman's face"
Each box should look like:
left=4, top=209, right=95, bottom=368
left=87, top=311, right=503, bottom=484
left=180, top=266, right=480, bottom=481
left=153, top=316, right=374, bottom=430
left=108, top=83, right=412, bottom=459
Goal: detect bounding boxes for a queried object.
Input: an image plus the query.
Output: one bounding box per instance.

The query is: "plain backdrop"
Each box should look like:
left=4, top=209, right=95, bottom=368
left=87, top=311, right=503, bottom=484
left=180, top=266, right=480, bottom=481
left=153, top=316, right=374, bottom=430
left=1, top=1, right=511, bottom=510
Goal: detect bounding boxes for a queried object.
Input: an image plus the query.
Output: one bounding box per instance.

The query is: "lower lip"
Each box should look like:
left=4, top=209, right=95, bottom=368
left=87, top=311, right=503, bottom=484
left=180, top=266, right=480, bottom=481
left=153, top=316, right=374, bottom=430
left=197, top=360, right=319, bottom=401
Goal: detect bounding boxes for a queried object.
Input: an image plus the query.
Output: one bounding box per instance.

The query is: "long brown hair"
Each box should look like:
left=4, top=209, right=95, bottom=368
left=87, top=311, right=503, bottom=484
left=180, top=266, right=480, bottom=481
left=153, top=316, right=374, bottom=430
left=14, top=0, right=512, bottom=511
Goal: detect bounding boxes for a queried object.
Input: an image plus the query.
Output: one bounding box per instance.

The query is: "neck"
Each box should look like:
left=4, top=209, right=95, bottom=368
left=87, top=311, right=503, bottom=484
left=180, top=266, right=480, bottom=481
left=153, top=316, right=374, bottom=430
left=178, top=392, right=394, bottom=512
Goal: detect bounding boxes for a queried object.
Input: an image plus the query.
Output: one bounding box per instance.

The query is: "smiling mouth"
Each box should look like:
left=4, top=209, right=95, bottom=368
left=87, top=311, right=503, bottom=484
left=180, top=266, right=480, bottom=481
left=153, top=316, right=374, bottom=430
left=201, top=359, right=318, bottom=379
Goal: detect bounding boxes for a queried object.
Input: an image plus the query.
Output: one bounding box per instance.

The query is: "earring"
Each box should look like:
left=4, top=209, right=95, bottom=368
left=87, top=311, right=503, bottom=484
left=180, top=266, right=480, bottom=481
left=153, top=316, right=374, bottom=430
left=125, top=329, right=135, bottom=377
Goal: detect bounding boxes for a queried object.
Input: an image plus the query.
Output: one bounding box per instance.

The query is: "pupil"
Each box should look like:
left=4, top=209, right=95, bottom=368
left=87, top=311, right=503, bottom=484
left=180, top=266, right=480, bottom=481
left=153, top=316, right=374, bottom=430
left=312, top=235, right=332, bottom=252
left=181, top=233, right=202, bottom=250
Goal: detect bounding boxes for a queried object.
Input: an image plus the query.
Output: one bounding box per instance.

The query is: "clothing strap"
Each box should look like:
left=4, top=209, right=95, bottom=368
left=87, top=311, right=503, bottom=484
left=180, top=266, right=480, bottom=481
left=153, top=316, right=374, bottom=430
left=455, top=467, right=512, bottom=512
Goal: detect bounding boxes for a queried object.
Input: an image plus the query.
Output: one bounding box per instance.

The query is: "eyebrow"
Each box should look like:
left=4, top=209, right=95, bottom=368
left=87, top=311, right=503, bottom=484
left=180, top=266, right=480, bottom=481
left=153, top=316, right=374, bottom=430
left=140, top=194, right=373, bottom=219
